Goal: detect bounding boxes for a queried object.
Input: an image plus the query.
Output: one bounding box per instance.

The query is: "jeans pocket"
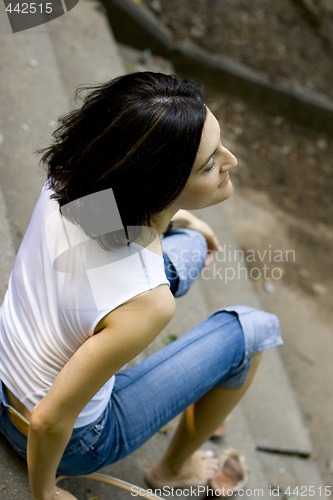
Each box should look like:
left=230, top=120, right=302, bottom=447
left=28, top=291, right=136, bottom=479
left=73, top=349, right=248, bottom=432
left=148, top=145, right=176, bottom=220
left=63, top=408, right=110, bottom=461
left=59, top=414, right=111, bottom=475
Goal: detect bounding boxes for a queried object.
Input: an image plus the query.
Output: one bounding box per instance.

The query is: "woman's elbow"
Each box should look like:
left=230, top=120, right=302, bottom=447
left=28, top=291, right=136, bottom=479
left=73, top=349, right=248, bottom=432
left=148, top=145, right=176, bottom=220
left=29, top=405, right=55, bottom=436
left=29, top=402, right=70, bottom=438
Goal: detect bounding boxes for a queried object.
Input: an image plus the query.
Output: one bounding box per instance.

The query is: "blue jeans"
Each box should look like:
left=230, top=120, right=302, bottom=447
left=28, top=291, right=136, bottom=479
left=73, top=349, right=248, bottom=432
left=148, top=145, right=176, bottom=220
left=0, top=229, right=282, bottom=475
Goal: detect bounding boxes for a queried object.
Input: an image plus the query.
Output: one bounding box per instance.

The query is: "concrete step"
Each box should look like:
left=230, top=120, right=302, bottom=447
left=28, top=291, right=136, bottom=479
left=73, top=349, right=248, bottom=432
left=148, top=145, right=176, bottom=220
left=0, top=188, right=15, bottom=300
left=0, top=15, right=68, bottom=250
left=47, top=0, right=124, bottom=102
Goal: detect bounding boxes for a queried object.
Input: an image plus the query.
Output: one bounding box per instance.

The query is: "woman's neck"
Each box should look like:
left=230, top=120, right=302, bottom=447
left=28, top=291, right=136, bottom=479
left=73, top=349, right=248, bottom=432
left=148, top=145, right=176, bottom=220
left=150, top=207, right=178, bottom=236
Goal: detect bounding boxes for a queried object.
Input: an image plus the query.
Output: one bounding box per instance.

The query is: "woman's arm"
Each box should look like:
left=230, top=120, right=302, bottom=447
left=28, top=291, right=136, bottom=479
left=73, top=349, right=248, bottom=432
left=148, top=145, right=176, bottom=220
left=169, top=210, right=222, bottom=265
left=28, top=284, right=175, bottom=500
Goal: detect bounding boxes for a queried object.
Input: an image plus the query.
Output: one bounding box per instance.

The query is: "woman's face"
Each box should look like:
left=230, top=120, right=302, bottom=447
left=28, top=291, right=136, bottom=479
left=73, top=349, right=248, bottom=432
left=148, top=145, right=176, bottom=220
left=176, top=107, right=237, bottom=210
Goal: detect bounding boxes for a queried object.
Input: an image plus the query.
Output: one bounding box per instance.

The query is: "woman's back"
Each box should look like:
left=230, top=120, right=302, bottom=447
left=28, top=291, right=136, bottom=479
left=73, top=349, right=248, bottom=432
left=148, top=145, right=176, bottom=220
left=0, top=183, right=168, bottom=427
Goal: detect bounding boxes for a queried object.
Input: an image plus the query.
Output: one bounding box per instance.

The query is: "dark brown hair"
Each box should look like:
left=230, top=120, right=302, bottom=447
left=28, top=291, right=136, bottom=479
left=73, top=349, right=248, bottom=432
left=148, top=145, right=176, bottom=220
left=40, top=71, right=206, bottom=228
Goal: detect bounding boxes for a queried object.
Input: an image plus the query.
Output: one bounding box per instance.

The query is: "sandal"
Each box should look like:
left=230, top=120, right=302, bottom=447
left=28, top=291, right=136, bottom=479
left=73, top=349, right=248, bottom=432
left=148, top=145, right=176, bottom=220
left=207, top=448, right=250, bottom=497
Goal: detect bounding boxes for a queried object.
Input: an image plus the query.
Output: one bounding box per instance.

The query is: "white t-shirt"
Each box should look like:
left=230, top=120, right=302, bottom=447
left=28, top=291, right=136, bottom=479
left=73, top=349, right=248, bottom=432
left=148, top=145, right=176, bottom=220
left=0, top=184, right=168, bottom=427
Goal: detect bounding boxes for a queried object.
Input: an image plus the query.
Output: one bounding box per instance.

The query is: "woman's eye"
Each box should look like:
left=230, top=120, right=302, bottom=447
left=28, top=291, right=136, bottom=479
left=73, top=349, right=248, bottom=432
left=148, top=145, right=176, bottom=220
left=205, top=156, right=215, bottom=172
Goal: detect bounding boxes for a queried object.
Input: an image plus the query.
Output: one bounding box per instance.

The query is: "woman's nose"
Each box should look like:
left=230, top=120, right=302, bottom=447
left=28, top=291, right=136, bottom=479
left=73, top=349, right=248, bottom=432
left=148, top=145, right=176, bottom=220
left=221, top=147, right=237, bottom=171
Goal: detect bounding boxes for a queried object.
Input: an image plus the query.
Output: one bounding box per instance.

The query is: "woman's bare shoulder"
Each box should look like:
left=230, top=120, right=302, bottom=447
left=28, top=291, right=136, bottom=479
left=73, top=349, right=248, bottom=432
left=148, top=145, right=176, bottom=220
left=94, top=284, right=175, bottom=334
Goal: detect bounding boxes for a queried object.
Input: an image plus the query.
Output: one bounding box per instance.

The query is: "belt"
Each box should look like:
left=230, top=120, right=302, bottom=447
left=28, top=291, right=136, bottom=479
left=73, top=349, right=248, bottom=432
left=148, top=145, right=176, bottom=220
left=2, top=384, right=30, bottom=437
left=7, top=404, right=30, bottom=437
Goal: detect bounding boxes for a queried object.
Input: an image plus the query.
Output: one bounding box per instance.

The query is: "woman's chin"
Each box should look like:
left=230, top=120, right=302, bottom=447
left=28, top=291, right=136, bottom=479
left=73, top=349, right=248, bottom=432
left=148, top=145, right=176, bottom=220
left=219, top=181, right=234, bottom=202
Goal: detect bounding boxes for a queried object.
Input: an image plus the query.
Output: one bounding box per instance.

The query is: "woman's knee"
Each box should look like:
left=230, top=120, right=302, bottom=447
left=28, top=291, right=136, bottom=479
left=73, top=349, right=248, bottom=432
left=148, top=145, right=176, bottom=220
left=245, top=352, right=262, bottom=385
left=162, top=229, right=207, bottom=297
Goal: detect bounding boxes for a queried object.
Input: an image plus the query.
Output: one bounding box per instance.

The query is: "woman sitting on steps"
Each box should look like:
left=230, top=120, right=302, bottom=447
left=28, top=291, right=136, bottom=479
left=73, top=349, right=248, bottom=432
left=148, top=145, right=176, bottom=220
left=0, top=71, right=282, bottom=500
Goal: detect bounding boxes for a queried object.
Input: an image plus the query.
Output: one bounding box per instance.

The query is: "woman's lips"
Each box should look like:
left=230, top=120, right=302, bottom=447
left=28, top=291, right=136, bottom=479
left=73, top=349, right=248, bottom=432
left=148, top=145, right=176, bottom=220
left=219, top=173, right=230, bottom=187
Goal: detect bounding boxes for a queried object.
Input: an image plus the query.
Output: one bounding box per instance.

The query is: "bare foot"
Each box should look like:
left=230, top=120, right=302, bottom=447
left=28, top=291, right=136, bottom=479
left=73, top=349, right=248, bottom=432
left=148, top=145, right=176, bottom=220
left=145, top=450, right=220, bottom=489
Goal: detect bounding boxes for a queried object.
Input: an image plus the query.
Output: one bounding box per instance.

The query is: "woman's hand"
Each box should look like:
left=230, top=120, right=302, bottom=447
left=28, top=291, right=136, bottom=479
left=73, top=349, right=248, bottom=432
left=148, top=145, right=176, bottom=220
left=170, top=210, right=222, bottom=266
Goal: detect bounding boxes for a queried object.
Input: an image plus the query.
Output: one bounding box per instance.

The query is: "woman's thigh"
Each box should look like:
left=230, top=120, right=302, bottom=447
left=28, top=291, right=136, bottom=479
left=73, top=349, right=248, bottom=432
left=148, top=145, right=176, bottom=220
left=111, top=311, right=244, bottom=447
